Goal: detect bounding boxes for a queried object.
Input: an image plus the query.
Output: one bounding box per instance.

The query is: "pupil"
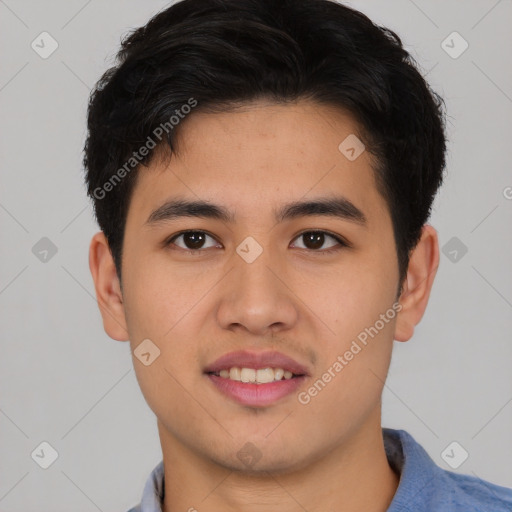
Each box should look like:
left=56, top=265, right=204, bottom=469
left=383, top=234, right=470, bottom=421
left=185, top=232, right=205, bottom=249
left=305, top=232, right=324, bottom=250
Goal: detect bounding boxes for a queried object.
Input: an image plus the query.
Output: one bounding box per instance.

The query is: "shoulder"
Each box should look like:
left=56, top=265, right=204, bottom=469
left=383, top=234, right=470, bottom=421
left=383, top=428, right=512, bottom=512
left=440, top=470, right=512, bottom=511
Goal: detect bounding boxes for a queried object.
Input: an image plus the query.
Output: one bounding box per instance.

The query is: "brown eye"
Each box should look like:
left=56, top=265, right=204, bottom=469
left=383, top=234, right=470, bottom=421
left=167, top=231, right=219, bottom=251
left=291, top=231, right=346, bottom=252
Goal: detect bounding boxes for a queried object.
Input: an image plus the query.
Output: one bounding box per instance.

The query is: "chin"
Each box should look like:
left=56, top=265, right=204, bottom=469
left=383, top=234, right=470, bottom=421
left=209, top=441, right=317, bottom=476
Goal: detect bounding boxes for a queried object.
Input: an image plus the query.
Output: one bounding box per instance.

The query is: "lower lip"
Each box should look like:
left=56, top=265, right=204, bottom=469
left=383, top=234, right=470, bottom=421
left=206, top=374, right=306, bottom=407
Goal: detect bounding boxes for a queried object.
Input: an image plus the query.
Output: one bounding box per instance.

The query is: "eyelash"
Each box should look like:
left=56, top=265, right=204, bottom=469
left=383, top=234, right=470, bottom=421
left=163, top=230, right=350, bottom=255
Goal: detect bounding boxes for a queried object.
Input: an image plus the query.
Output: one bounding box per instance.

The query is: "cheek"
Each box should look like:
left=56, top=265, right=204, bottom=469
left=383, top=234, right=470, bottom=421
left=125, top=274, right=203, bottom=423
left=298, top=252, right=397, bottom=404
left=131, top=355, right=210, bottom=445
left=301, top=255, right=397, bottom=339
left=122, top=254, right=205, bottom=339
left=295, top=317, right=395, bottom=440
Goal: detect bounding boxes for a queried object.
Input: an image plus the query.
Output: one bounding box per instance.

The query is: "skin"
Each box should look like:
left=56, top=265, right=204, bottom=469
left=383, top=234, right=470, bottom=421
left=89, top=99, right=439, bottom=512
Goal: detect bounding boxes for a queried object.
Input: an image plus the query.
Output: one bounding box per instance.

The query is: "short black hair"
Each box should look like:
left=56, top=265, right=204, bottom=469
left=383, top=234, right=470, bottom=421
left=83, top=0, right=447, bottom=291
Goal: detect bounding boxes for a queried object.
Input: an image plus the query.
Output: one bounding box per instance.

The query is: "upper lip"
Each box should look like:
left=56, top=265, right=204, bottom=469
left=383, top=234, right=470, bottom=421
left=204, top=350, right=309, bottom=376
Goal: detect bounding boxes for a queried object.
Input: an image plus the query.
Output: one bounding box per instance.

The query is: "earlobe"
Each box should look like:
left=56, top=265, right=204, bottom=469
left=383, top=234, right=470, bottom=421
left=394, top=225, right=440, bottom=342
left=88, top=231, right=130, bottom=341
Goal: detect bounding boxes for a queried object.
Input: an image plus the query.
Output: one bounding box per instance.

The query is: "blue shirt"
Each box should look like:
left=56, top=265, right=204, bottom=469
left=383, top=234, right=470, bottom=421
left=127, top=428, right=512, bottom=511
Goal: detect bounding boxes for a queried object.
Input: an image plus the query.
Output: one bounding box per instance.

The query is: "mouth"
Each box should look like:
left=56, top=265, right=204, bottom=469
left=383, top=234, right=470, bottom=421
left=203, top=350, right=309, bottom=407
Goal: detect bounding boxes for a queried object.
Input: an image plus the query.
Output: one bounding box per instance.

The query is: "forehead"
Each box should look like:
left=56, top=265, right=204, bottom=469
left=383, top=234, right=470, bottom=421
left=127, top=100, right=388, bottom=227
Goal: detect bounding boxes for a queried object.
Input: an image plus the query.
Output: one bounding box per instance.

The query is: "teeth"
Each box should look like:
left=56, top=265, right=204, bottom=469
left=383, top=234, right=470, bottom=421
left=229, top=367, right=241, bottom=381
left=216, top=367, right=296, bottom=383
left=240, top=368, right=256, bottom=383
left=274, top=368, right=284, bottom=380
left=256, top=368, right=274, bottom=383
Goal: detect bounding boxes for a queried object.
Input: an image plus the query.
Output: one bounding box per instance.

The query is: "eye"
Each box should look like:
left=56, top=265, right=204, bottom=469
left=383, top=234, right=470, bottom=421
left=165, top=230, right=220, bottom=252
left=164, top=229, right=349, bottom=254
left=290, top=230, right=348, bottom=253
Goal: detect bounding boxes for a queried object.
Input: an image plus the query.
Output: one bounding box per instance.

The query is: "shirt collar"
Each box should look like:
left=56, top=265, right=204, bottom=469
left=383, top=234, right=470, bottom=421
left=383, top=428, right=443, bottom=511
left=137, top=458, right=165, bottom=512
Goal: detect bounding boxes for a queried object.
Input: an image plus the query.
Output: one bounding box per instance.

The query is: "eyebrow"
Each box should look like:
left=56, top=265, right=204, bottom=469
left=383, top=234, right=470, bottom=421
left=145, top=196, right=367, bottom=226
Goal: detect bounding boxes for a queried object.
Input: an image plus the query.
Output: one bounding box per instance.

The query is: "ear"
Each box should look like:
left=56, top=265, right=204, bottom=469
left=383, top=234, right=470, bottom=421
left=88, top=231, right=129, bottom=341
left=394, top=224, right=440, bottom=342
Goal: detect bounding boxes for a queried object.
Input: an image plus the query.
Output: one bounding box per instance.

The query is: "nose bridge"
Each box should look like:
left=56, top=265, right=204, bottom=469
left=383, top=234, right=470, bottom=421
left=237, top=238, right=277, bottom=292
left=216, top=236, right=298, bottom=334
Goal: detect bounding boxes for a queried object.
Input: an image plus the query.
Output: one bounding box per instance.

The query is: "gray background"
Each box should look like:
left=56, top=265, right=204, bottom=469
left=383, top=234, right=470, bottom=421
left=0, top=0, right=511, bottom=510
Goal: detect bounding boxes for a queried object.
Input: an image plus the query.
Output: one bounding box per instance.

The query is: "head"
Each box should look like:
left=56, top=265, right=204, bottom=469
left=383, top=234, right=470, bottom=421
left=85, top=0, right=446, bottom=473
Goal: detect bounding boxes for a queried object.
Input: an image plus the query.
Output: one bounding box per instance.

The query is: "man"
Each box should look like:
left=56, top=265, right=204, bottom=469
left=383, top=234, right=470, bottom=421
left=83, top=0, right=512, bottom=510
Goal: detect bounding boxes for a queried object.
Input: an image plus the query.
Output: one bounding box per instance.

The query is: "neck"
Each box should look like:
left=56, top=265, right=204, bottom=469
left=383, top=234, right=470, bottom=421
left=159, top=409, right=399, bottom=512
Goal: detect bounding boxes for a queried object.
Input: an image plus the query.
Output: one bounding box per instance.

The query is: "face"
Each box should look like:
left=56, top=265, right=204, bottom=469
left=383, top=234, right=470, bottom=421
left=109, top=100, right=404, bottom=472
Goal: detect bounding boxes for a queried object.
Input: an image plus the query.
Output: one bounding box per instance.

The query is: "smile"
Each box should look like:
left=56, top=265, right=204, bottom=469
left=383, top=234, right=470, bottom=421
left=211, top=367, right=295, bottom=384
left=204, top=350, right=309, bottom=407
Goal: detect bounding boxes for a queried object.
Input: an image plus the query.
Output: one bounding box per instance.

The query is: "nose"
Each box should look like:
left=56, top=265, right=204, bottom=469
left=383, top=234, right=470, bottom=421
left=216, top=242, right=299, bottom=336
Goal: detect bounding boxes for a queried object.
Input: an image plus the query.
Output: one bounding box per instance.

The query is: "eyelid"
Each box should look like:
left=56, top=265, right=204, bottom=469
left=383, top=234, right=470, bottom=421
left=293, top=229, right=350, bottom=246
left=164, top=230, right=220, bottom=250
left=164, top=229, right=351, bottom=252
left=291, top=229, right=351, bottom=252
